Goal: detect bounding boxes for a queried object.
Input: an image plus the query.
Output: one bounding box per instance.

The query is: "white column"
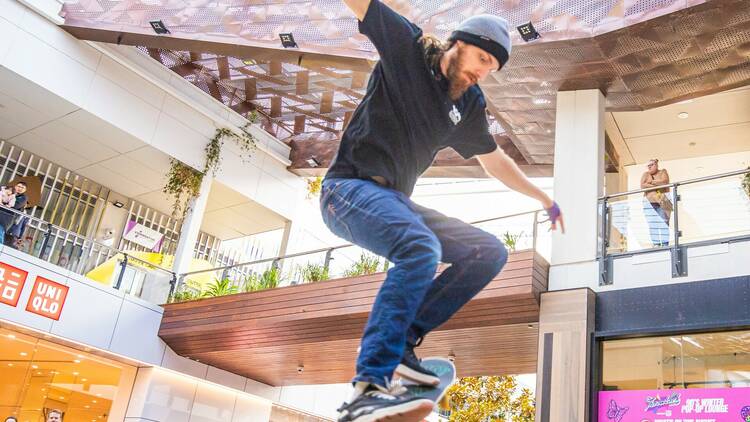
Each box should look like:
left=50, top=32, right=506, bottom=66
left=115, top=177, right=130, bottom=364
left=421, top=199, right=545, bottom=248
left=550, top=90, right=605, bottom=275
left=172, top=175, right=213, bottom=276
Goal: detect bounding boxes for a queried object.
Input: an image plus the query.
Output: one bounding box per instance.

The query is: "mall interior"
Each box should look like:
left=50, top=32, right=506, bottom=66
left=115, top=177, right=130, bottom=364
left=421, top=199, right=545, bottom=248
left=0, top=0, right=749, bottom=421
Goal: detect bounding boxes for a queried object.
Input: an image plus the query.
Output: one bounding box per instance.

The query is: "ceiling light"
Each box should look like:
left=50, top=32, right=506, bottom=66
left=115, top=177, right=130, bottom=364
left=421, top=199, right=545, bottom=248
left=678, top=112, right=689, bottom=119
left=7, top=363, right=13, bottom=367
left=84, top=406, right=90, bottom=409
left=20, top=352, right=27, bottom=356
left=82, top=378, right=88, bottom=382
left=31, top=365, right=38, bottom=369
left=73, top=372, right=79, bottom=376
left=37, top=371, right=42, bottom=375
left=279, top=33, right=298, bottom=48
left=113, top=201, right=124, bottom=208
left=669, top=337, right=682, bottom=346
left=533, top=98, right=551, bottom=105
left=517, top=22, right=541, bottom=42
left=149, top=20, right=170, bottom=35
left=92, top=400, right=97, bottom=404
left=74, top=359, right=81, bottom=363
left=7, top=334, right=15, bottom=339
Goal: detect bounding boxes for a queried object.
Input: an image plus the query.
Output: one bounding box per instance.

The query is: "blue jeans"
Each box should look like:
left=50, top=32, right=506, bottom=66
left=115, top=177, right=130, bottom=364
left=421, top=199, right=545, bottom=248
left=646, top=201, right=670, bottom=247
left=320, top=178, right=508, bottom=387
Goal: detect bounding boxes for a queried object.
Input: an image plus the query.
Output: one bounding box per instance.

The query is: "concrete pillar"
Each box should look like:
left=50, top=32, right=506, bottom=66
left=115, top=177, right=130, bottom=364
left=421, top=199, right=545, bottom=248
left=551, top=90, right=605, bottom=266
left=535, top=289, right=596, bottom=422
left=172, top=175, right=213, bottom=276
left=277, top=220, right=293, bottom=257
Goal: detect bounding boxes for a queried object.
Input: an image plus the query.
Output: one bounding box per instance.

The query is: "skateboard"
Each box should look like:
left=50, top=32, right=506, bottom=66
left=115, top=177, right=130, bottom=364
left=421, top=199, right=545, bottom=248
left=385, top=357, right=456, bottom=421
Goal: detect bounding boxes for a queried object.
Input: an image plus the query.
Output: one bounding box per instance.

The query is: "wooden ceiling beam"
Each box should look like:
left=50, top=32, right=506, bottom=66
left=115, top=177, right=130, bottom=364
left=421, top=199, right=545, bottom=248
left=244, top=78, right=257, bottom=100
left=294, top=115, right=306, bottom=134
left=320, top=91, right=334, bottom=114
left=271, top=97, right=282, bottom=118
left=295, top=70, right=309, bottom=95
left=216, top=56, right=230, bottom=80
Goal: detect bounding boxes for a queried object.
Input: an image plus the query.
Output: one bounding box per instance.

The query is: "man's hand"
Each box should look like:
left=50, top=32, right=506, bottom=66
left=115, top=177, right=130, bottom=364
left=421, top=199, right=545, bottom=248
left=545, top=201, right=565, bottom=233
left=342, top=0, right=371, bottom=20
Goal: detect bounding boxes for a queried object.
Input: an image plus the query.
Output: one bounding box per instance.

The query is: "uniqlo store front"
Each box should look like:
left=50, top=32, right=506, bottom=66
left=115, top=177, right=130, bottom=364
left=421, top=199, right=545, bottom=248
left=0, top=325, right=136, bottom=422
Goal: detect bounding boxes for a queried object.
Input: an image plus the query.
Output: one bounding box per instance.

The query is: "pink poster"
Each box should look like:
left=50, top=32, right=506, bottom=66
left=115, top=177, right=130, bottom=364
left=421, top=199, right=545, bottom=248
left=599, top=387, right=750, bottom=422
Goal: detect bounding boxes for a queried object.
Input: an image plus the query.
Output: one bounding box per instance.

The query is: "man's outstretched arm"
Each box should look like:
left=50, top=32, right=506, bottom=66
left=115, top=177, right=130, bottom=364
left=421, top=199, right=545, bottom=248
left=342, top=0, right=371, bottom=20
left=477, top=147, right=565, bottom=232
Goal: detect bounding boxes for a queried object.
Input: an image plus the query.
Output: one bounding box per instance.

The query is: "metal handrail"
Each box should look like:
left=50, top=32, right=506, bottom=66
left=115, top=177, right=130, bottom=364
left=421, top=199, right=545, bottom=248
left=0, top=202, right=175, bottom=274
left=598, top=167, right=750, bottom=285
left=600, top=168, right=749, bottom=200
left=179, top=209, right=545, bottom=279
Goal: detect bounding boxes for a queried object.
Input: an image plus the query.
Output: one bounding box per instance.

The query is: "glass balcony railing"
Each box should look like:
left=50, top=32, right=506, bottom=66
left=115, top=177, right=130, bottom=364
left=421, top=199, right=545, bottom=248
left=0, top=204, right=176, bottom=303
left=599, top=168, right=750, bottom=285
left=174, top=210, right=551, bottom=303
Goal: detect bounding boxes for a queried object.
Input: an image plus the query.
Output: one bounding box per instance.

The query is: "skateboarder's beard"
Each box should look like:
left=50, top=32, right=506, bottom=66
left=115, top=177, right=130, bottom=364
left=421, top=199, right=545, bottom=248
left=445, top=47, right=475, bottom=100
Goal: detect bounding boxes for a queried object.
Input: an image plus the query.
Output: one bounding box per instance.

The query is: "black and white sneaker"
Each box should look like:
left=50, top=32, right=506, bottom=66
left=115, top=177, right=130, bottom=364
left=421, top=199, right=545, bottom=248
left=337, top=382, right=433, bottom=422
left=395, top=344, right=440, bottom=386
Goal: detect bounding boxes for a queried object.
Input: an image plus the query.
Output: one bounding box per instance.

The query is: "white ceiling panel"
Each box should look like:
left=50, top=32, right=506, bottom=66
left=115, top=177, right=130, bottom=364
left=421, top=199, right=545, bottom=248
left=12, top=131, right=92, bottom=171
left=59, top=110, right=147, bottom=154
left=133, top=189, right=175, bottom=217
left=76, top=164, right=151, bottom=198
left=124, top=146, right=172, bottom=174
left=31, top=120, right=119, bottom=164
left=0, top=66, right=79, bottom=120
left=205, top=181, right=250, bottom=212
left=97, top=154, right=166, bottom=190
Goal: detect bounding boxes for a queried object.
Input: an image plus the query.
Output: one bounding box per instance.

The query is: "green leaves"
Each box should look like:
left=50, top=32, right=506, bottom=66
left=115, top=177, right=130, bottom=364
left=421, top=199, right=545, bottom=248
left=163, top=126, right=258, bottom=219
left=243, top=267, right=281, bottom=292
left=299, top=262, right=329, bottom=283
left=202, top=277, right=239, bottom=298
left=343, top=253, right=382, bottom=277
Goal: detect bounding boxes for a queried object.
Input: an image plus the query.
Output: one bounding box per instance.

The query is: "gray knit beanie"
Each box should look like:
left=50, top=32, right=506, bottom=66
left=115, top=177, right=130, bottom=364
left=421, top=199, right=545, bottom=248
left=448, top=15, right=512, bottom=70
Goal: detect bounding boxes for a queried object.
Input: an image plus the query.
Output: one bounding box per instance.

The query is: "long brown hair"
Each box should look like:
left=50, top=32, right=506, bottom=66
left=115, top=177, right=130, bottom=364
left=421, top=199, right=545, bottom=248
left=419, top=34, right=453, bottom=72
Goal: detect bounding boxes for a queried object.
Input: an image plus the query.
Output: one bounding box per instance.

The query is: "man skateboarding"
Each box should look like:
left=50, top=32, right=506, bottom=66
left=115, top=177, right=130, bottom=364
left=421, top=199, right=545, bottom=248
left=320, top=1, right=564, bottom=421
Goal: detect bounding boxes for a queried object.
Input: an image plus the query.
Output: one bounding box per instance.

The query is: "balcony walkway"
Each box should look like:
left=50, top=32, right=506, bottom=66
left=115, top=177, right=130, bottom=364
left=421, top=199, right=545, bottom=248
left=159, top=250, right=548, bottom=386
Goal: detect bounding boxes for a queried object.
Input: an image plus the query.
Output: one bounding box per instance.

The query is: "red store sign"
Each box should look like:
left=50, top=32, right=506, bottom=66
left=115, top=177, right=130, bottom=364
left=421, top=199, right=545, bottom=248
left=0, top=259, right=70, bottom=321
left=25, top=277, right=69, bottom=321
left=0, top=262, right=28, bottom=307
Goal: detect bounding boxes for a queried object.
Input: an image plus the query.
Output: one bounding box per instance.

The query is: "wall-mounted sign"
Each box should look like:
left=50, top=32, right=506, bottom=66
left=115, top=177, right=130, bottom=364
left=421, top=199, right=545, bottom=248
left=25, top=276, right=69, bottom=320
left=123, top=221, right=164, bottom=251
left=0, top=261, right=28, bottom=307
left=599, top=387, right=750, bottom=422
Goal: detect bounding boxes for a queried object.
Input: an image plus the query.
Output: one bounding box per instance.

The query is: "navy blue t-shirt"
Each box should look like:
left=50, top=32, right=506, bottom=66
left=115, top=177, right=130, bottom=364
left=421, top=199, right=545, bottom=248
left=325, top=0, right=498, bottom=197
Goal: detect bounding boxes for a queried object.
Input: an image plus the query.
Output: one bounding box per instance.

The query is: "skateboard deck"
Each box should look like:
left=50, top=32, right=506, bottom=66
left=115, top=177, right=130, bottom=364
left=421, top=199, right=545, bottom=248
left=399, top=357, right=456, bottom=417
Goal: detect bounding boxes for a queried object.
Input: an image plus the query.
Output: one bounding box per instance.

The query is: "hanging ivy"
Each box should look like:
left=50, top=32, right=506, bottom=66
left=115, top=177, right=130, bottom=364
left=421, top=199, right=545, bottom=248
left=164, top=119, right=259, bottom=218
left=743, top=167, right=750, bottom=198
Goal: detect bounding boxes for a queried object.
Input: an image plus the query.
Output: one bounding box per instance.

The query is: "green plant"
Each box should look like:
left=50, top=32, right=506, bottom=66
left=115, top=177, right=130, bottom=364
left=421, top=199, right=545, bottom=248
left=743, top=167, right=750, bottom=198
left=163, top=124, right=258, bottom=218
left=164, top=159, right=203, bottom=218
left=343, top=253, right=381, bottom=277
left=307, top=176, right=323, bottom=198
left=300, top=262, right=329, bottom=283
left=502, top=231, right=523, bottom=252
left=168, top=280, right=203, bottom=303
left=202, top=277, right=239, bottom=297
left=243, top=267, right=281, bottom=292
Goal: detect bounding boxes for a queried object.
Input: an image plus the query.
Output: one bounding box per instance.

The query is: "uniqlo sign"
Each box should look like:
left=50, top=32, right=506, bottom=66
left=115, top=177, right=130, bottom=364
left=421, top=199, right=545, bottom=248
left=25, top=277, right=68, bottom=320
left=0, top=262, right=29, bottom=307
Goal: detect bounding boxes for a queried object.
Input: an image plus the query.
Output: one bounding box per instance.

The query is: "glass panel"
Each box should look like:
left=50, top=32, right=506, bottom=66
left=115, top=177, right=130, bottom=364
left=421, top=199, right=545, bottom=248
left=677, top=176, right=750, bottom=244
left=602, top=330, right=750, bottom=391
left=603, top=191, right=674, bottom=254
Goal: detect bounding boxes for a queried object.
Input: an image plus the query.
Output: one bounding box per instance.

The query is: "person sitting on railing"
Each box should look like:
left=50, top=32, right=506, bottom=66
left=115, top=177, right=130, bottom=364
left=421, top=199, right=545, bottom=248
left=0, top=182, right=27, bottom=245
left=640, top=159, right=671, bottom=247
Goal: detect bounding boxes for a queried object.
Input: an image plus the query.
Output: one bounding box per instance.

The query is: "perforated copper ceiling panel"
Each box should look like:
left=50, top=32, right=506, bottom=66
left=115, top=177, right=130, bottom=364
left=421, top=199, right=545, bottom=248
left=60, top=0, right=750, bottom=171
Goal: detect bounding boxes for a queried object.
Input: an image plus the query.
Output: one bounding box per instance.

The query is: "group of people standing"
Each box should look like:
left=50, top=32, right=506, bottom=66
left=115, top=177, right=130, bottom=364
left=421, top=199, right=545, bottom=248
left=0, top=181, right=29, bottom=249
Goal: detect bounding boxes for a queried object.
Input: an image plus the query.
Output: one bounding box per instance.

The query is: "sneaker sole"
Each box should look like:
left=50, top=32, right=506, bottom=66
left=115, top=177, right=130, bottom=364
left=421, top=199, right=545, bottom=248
left=395, top=364, right=440, bottom=386
left=352, top=399, right=434, bottom=422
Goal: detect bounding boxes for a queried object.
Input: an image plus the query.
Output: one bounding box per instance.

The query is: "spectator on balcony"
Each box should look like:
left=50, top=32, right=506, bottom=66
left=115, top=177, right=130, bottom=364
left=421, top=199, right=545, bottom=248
left=641, top=159, right=671, bottom=247
left=4, top=417, right=18, bottom=422
left=45, top=409, right=63, bottom=422
left=0, top=182, right=27, bottom=244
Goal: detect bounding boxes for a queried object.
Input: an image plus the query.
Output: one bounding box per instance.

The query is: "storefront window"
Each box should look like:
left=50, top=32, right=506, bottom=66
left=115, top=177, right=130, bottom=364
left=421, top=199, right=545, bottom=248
left=0, top=328, right=134, bottom=422
left=602, top=330, right=750, bottom=390
left=600, top=330, right=750, bottom=422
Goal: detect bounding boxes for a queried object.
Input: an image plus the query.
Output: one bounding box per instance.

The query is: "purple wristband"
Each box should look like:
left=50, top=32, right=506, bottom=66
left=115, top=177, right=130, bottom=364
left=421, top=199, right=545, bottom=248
left=545, top=201, right=561, bottom=224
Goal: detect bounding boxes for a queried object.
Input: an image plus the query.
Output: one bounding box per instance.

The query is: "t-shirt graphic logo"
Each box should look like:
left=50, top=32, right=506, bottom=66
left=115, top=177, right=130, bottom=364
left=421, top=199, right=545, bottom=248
left=449, top=105, right=462, bottom=125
